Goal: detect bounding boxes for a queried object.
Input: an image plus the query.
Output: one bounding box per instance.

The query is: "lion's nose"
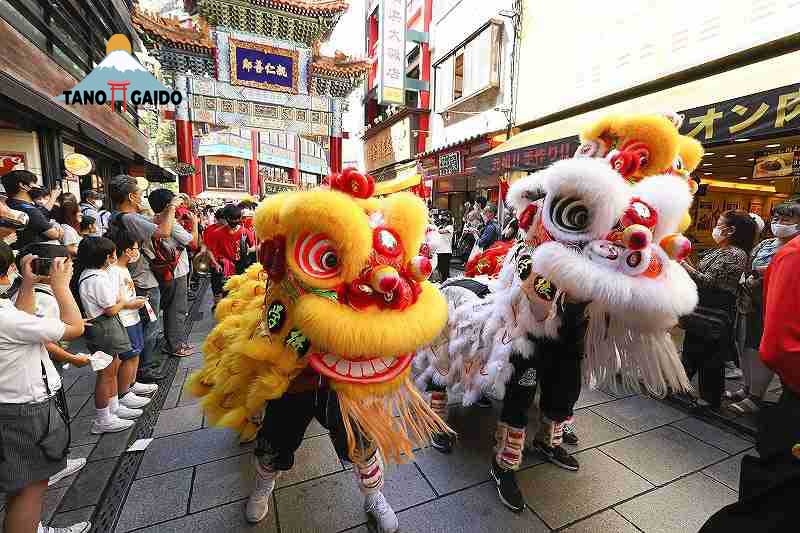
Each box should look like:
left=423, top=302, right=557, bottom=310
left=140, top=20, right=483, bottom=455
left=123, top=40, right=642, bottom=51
left=370, top=265, right=401, bottom=294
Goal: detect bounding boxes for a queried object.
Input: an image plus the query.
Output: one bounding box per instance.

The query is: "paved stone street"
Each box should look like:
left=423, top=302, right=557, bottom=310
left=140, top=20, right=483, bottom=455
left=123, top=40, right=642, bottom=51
left=3, top=283, right=769, bottom=533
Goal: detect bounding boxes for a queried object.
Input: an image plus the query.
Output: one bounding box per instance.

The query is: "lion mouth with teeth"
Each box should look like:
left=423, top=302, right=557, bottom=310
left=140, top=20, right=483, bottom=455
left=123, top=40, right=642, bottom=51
left=188, top=169, right=451, bottom=463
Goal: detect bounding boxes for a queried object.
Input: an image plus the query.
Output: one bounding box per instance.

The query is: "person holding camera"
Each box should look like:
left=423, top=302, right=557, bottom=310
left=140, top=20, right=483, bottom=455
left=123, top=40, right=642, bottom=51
left=1, top=170, right=63, bottom=249
left=0, top=252, right=89, bottom=533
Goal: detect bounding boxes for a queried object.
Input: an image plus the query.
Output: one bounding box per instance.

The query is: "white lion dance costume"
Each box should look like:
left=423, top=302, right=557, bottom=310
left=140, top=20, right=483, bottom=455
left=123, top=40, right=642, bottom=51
left=189, top=169, right=452, bottom=532
left=415, top=112, right=701, bottom=512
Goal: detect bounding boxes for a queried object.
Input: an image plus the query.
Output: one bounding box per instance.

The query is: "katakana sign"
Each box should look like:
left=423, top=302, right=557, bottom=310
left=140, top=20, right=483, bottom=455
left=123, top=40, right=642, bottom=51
left=378, top=0, right=407, bottom=105
left=680, top=83, right=800, bottom=144
left=229, top=39, right=299, bottom=94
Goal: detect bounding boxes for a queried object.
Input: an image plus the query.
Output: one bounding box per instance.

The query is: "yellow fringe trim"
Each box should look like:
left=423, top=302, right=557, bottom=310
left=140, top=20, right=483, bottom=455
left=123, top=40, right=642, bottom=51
left=336, top=374, right=455, bottom=464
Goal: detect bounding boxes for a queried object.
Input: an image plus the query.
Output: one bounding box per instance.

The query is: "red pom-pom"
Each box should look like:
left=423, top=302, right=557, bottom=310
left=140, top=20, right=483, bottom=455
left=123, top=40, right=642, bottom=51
left=518, top=204, right=538, bottom=232
left=258, top=236, right=286, bottom=281
left=330, top=168, right=375, bottom=199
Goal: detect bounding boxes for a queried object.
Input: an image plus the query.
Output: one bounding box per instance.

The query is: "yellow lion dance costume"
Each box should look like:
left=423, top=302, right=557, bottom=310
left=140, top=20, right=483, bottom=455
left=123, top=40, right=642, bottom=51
left=189, top=168, right=452, bottom=464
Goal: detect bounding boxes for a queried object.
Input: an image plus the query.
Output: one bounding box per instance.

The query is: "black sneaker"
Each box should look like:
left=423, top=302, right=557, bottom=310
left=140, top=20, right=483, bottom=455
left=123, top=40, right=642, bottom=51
left=532, top=441, right=579, bottom=471
left=476, top=396, right=493, bottom=408
left=489, top=458, right=526, bottom=513
left=562, top=424, right=579, bottom=446
left=430, top=432, right=453, bottom=454
left=137, top=370, right=165, bottom=384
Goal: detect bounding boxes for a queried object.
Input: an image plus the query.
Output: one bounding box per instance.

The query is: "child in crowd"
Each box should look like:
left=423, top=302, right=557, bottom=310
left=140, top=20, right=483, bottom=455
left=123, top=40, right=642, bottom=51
left=75, top=237, right=144, bottom=434
left=79, top=216, right=97, bottom=239
left=108, top=233, right=158, bottom=403
left=7, top=244, right=91, bottom=487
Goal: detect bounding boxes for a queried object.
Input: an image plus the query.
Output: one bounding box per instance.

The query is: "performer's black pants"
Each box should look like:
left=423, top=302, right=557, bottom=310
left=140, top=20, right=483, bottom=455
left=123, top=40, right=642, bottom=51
left=255, top=388, right=357, bottom=470
left=210, top=267, right=225, bottom=298
left=437, top=253, right=451, bottom=281
left=500, top=339, right=583, bottom=429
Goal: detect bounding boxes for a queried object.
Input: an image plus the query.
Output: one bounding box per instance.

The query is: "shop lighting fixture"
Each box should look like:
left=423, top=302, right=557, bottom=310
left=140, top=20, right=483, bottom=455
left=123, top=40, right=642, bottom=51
left=765, top=144, right=781, bottom=148
left=703, top=172, right=712, bottom=175
left=724, top=154, right=736, bottom=158
left=739, top=176, right=749, bottom=180
left=748, top=158, right=755, bottom=161
left=734, top=138, right=751, bottom=142
left=702, top=163, right=712, bottom=166
left=704, top=152, right=715, bottom=155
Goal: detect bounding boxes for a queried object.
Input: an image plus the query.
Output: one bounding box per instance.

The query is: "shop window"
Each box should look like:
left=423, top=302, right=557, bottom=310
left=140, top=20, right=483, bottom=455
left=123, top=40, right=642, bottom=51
left=434, top=20, right=502, bottom=112
left=205, top=164, right=246, bottom=191
left=205, top=164, right=218, bottom=189
left=453, top=50, right=464, bottom=100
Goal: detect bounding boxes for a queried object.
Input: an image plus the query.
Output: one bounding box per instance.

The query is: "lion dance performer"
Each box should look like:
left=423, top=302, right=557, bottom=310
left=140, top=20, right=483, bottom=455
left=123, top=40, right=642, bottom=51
left=188, top=168, right=452, bottom=531
left=415, top=112, right=702, bottom=512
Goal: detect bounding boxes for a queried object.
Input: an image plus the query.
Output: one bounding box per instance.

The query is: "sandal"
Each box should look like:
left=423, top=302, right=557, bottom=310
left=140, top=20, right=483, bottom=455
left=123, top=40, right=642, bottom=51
left=173, top=344, right=195, bottom=357
left=729, top=398, right=760, bottom=415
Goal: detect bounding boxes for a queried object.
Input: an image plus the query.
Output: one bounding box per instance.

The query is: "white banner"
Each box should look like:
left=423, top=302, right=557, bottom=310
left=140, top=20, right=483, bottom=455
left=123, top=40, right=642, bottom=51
left=378, top=0, right=407, bottom=105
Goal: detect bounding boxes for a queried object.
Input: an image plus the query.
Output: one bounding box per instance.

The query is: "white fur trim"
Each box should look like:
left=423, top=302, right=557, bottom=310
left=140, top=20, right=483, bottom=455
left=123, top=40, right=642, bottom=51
left=631, top=174, right=693, bottom=241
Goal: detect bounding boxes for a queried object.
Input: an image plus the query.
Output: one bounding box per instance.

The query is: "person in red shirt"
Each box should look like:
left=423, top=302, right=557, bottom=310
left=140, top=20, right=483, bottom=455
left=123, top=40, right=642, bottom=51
left=204, top=204, right=255, bottom=279
left=700, top=202, right=800, bottom=533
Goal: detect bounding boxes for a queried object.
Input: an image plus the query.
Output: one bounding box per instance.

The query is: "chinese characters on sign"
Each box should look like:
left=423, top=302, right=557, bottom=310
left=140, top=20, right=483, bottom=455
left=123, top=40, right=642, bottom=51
left=229, top=39, right=299, bottom=94
left=0, top=152, right=26, bottom=177
left=378, top=0, right=407, bottom=105
left=364, top=117, right=412, bottom=172
left=438, top=151, right=463, bottom=176
left=680, top=83, right=800, bottom=143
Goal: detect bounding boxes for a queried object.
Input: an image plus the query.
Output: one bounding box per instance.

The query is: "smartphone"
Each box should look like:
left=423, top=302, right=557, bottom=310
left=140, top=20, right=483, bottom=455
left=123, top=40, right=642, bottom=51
left=32, top=257, right=54, bottom=276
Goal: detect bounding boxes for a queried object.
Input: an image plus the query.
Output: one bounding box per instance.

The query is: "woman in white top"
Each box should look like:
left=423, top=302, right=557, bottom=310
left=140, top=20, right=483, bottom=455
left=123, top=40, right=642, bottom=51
left=52, top=201, right=82, bottom=256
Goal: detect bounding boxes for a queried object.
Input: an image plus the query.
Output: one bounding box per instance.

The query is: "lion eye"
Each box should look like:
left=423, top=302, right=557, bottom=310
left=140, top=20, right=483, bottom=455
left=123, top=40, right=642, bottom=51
left=295, top=233, right=342, bottom=279
left=550, top=196, right=590, bottom=233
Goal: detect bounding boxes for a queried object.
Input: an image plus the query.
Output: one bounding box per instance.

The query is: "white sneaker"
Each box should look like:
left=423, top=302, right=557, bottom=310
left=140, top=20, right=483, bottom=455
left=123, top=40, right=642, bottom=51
left=38, top=521, right=91, bottom=533
left=91, top=415, right=134, bottom=434
left=49, top=458, right=86, bottom=486
left=365, top=492, right=399, bottom=533
left=245, top=465, right=279, bottom=523
left=132, top=381, right=159, bottom=396
left=115, top=403, right=143, bottom=420
left=120, top=391, right=151, bottom=409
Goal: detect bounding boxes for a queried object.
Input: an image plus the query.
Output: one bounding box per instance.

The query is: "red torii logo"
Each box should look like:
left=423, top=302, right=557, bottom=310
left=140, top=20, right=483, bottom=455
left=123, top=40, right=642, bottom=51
left=107, top=80, right=130, bottom=112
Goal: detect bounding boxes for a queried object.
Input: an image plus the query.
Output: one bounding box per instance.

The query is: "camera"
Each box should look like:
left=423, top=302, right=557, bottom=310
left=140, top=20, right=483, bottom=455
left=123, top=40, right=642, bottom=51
left=32, top=257, right=54, bottom=277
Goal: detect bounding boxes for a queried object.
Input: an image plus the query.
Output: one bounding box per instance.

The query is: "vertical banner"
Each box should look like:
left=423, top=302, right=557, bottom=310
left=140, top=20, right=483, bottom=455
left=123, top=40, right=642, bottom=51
left=378, top=0, right=407, bottom=105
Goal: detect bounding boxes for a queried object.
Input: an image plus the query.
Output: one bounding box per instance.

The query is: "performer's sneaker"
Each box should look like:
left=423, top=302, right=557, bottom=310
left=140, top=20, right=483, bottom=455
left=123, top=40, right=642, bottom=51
left=245, top=465, right=279, bottom=523
left=431, top=432, right=453, bottom=454
left=562, top=423, right=579, bottom=446
left=364, top=491, right=399, bottom=533
left=476, top=395, right=493, bottom=408
left=489, top=458, right=526, bottom=513
left=532, top=441, right=579, bottom=471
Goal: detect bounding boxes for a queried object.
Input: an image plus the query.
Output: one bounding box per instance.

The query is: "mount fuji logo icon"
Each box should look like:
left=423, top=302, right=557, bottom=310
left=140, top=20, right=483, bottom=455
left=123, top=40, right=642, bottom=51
left=57, top=34, right=181, bottom=109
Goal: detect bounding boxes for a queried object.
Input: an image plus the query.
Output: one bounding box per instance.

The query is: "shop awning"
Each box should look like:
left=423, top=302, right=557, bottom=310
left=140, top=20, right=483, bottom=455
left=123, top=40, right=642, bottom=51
left=374, top=173, right=421, bottom=196
left=476, top=135, right=580, bottom=175
left=145, top=162, right=178, bottom=184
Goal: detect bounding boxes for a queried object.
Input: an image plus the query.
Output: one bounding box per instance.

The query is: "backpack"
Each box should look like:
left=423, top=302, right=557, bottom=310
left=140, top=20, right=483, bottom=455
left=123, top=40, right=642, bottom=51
left=149, top=233, right=179, bottom=283
left=106, top=213, right=179, bottom=283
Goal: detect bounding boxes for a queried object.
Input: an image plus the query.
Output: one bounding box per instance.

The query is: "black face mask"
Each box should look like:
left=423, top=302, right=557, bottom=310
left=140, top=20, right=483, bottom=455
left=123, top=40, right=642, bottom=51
left=227, top=219, right=241, bottom=229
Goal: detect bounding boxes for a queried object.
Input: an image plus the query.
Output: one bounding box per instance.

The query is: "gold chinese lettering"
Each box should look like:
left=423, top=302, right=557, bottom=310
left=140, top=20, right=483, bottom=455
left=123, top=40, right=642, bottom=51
left=242, top=58, right=253, bottom=72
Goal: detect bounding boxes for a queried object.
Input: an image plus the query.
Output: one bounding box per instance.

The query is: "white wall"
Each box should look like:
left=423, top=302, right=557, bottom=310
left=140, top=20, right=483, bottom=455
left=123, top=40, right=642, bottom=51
left=0, top=129, right=42, bottom=182
left=516, top=0, right=800, bottom=124
left=428, top=0, right=516, bottom=151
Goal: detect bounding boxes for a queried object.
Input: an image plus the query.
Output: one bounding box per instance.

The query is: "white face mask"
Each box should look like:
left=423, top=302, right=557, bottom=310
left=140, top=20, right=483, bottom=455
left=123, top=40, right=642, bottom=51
left=771, top=223, right=800, bottom=239
left=712, top=227, right=727, bottom=243
left=94, top=200, right=103, bottom=209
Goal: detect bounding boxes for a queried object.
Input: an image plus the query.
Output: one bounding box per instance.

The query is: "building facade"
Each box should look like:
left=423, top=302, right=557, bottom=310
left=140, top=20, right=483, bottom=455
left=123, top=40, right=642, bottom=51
left=134, top=0, right=368, bottom=199
left=420, top=0, right=519, bottom=225
left=485, top=0, right=800, bottom=251
left=0, top=0, right=150, bottom=196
